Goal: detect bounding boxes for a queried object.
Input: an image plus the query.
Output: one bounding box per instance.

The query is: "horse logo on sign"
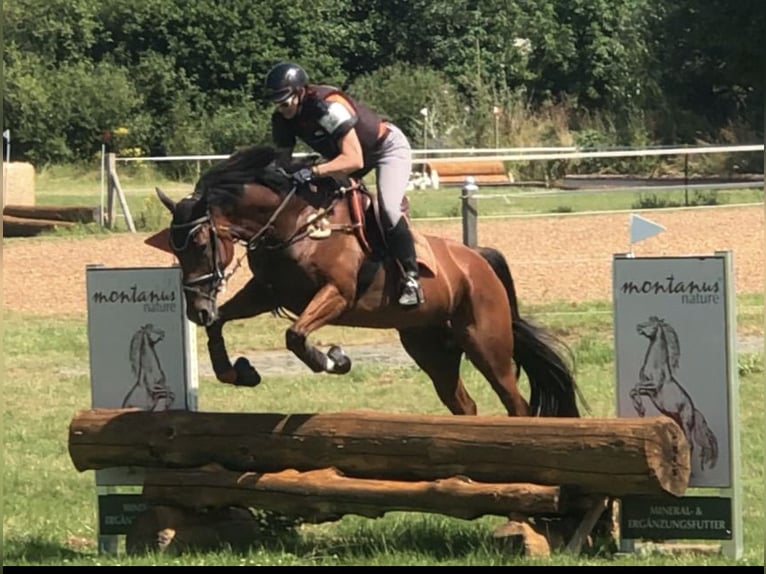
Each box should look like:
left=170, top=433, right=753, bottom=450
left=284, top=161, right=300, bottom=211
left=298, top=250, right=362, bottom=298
left=629, top=316, right=718, bottom=475
left=122, top=324, right=175, bottom=411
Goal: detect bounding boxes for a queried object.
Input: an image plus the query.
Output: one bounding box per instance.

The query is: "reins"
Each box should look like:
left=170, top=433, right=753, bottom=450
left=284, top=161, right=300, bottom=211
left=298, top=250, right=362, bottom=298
left=244, top=180, right=363, bottom=252
left=171, top=178, right=365, bottom=294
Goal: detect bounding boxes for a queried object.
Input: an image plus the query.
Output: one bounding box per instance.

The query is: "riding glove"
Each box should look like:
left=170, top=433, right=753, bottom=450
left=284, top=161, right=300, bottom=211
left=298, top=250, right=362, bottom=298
left=292, top=167, right=314, bottom=186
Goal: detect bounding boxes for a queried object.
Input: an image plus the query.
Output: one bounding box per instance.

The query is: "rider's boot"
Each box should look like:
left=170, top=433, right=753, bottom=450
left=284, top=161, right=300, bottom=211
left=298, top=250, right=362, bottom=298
left=387, top=218, right=425, bottom=306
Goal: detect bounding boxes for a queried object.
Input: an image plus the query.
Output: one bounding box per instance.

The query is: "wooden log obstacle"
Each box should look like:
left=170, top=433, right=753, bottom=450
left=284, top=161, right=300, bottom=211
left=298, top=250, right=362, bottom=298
left=425, top=159, right=513, bottom=186
left=3, top=204, right=99, bottom=237
left=68, top=409, right=691, bottom=556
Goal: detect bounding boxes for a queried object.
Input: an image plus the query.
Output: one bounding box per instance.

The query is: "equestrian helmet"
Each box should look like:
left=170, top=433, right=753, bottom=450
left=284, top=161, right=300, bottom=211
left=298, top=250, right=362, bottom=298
left=264, top=62, right=308, bottom=103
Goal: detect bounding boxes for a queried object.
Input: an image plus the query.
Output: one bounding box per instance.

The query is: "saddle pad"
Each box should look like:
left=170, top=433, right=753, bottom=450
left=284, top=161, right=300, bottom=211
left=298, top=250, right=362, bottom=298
left=411, top=229, right=438, bottom=277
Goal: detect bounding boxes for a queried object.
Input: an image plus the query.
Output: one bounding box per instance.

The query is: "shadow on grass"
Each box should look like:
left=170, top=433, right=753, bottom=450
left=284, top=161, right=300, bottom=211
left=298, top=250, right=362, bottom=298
left=285, top=515, right=509, bottom=562
left=4, top=536, right=89, bottom=564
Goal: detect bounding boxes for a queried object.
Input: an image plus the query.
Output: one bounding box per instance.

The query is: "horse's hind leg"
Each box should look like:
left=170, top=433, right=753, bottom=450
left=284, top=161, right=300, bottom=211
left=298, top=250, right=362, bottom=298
left=451, top=302, right=530, bottom=417
left=399, top=326, right=477, bottom=415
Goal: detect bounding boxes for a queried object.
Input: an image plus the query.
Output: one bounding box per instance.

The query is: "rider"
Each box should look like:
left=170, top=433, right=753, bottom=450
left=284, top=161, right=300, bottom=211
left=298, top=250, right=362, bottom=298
left=263, top=61, right=424, bottom=307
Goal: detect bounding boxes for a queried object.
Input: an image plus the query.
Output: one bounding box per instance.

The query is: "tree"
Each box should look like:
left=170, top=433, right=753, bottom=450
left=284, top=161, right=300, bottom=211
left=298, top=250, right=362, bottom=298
left=651, top=0, right=764, bottom=141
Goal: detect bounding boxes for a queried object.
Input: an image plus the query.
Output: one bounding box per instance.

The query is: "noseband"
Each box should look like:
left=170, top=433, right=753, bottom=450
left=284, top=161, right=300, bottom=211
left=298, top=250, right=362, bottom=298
left=170, top=213, right=228, bottom=299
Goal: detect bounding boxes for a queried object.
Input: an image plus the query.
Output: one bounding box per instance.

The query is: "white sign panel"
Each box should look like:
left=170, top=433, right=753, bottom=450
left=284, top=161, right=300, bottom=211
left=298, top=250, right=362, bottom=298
left=86, top=265, right=197, bottom=485
left=613, top=255, right=732, bottom=488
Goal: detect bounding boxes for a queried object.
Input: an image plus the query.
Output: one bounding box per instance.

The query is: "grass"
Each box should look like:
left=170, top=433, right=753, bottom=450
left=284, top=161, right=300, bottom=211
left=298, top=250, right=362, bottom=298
left=3, top=291, right=764, bottom=566
left=5, top=166, right=764, bottom=564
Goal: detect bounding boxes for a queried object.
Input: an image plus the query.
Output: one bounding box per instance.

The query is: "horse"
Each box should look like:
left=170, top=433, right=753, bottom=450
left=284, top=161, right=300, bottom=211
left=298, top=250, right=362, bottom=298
left=122, top=323, right=175, bottom=411
left=152, top=144, right=583, bottom=417
left=630, top=316, right=718, bottom=472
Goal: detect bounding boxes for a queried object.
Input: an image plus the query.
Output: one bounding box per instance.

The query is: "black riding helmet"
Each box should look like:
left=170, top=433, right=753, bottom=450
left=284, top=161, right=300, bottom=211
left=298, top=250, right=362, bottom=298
left=264, top=62, right=308, bottom=104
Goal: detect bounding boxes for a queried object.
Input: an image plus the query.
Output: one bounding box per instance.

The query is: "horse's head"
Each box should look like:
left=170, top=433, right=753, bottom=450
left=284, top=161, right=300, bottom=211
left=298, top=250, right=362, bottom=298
left=142, top=323, right=165, bottom=345
left=636, top=315, right=662, bottom=338
left=156, top=187, right=235, bottom=327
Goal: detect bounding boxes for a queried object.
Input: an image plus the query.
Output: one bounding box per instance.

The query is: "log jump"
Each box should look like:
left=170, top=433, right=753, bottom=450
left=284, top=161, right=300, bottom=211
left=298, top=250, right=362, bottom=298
left=141, top=465, right=587, bottom=522
left=68, top=408, right=690, bottom=497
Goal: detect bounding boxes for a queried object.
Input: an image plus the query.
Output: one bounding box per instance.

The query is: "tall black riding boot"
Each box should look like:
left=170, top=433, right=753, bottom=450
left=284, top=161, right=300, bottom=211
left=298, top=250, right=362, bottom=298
left=387, top=218, right=425, bottom=306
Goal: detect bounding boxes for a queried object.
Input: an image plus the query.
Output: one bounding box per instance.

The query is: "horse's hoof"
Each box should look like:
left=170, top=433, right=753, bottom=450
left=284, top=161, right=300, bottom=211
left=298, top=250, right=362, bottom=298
left=327, top=345, right=352, bottom=375
left=233, top=357, right=262, bottom=387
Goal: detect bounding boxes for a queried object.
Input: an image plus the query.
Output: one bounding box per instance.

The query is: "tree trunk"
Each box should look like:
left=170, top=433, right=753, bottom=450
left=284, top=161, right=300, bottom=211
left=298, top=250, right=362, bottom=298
left=3, top=204, right=98, bottom=223
left=141, top=465, right=576, bottom=521
left=69, top=408, right=690, bottom=497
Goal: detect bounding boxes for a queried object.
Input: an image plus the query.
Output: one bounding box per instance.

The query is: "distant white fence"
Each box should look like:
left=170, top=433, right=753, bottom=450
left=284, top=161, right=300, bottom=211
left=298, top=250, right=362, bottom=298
left=109, top=144, right=764, bottom=233
left=115, top=143, right=763, bottom=165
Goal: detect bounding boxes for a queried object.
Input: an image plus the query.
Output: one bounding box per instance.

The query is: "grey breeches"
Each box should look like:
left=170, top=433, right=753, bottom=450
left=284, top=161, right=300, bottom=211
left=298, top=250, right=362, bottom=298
left=372, top=123, right=412, bottom=229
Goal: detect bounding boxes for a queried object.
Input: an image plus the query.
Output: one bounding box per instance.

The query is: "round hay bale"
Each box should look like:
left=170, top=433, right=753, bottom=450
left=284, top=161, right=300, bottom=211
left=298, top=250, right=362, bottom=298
left=3, top=162, right=35, bottom=206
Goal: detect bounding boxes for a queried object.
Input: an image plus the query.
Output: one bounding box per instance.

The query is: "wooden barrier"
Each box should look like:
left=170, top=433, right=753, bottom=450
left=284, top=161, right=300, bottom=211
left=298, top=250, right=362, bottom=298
left=3, top=204, right=98, bottom=237
left=3, top=214, right=77, bottom=237
left=3, top=204, right=99, bottom=223
left=69, top=408, right=691, bottom=557
left=426, top=159, right=512, bottom=186
left=68, top=409, right=690, bottom=497
left=140, top=465, right=595, bottom=521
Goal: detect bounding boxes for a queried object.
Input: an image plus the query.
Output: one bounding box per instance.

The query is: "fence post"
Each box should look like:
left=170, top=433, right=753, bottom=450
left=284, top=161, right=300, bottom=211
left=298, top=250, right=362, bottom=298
left=106, top=153, right=136, bottom=232
left=461, top=176, right=478, bottom=247
left=106, top=154, right=116, bottom=229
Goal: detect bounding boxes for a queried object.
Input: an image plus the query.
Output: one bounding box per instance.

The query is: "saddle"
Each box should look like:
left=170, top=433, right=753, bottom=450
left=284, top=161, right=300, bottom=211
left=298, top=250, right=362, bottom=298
left=319, top=178, right=437, bottom=276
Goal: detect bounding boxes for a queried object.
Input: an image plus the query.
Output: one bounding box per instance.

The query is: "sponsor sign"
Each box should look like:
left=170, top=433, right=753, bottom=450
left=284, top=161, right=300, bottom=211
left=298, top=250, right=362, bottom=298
left=98, top=494, right=149, bottom=536
left=620, top=496, right=732, bottom=540
left=86, top=265, right=197, bottom=486
left=613, top=252, right=742, bottom=558
left=613, top=255, right=730, bottom=488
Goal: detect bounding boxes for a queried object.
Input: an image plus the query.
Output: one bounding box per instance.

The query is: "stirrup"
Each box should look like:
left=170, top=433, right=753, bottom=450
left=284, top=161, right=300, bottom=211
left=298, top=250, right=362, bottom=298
left=398, top=276, right=424, bottom=306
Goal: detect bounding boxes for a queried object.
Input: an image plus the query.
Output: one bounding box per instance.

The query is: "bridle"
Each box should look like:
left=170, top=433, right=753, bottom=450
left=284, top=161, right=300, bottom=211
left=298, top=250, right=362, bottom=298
left=170, top=178, right=360, bottom=299
left=169, top=213, right=229, bottom=300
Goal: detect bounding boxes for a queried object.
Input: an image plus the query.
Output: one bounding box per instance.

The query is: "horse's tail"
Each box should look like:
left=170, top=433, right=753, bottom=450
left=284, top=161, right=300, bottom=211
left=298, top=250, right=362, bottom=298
left=692, top=409, right=719, bottom=470
left=475, top=246, right=583, bottom=417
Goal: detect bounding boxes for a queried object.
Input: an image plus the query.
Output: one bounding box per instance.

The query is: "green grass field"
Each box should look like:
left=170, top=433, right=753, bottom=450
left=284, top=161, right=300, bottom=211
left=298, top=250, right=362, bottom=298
left=4, top=166, right=764, bottom=565
left=3, top=294, right=764, bottom=565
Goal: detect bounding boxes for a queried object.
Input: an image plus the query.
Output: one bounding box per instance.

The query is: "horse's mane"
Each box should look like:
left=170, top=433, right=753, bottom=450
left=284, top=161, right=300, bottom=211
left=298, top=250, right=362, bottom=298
left=648, top=316, right=680, bottom=371
left=194, top=145, right=292, bottom=207
left=658, top=319, right=680, bottom=370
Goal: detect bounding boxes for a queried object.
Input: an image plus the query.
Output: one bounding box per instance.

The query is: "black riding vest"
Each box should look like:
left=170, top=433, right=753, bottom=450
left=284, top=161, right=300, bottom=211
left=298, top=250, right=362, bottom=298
left=271, top=85, right=388, bottom=177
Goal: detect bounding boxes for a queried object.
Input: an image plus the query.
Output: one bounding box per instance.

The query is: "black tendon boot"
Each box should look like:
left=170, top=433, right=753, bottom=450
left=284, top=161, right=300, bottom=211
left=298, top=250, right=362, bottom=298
left=387, top=218, right=425, bottom=306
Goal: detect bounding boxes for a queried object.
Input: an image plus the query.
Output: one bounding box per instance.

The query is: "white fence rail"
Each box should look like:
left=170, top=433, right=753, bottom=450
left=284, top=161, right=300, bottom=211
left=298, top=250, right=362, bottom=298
left=107, top=144, right=763, bottom=233
left=115, top=143, right=763, bottom=165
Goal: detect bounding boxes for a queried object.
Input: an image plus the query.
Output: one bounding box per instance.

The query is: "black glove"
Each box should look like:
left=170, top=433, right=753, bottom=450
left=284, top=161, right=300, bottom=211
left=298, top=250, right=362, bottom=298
left=292, top=167, right=314, bottom=186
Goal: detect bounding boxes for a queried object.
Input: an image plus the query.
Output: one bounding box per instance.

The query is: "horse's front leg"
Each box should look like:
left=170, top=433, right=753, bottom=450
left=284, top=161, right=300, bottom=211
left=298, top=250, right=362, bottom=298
left=630, top=381, right=657, bottom=417
left=629, top=386, right=646, bottom=417
left=206, top=279, right=276, bottom=387
left=286, top=283, right=353, bottom=375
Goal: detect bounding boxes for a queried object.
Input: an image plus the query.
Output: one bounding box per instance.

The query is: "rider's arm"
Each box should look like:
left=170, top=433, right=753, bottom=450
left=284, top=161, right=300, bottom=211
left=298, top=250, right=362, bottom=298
left=313, top=129, right=363, bottom=178
left=312, top=95, right=364, bottom=178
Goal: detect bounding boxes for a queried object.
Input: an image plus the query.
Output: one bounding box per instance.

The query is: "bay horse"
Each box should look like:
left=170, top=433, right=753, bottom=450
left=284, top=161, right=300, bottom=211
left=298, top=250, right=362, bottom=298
left=153, top=145, right=582, bottom=417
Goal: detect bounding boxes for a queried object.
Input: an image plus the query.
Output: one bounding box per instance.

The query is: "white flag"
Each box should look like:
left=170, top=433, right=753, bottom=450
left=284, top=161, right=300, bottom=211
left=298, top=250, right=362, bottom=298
left=629, top=213, right=665, bottom=243
left=2, top=130, right=9, bottom=140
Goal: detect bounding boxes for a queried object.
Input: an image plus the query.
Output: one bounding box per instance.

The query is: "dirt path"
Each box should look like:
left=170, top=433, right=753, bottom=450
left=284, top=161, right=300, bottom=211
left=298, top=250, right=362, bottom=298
left=5, top=205, right=762, bottom=374
left=4, top=204, right=763, bottom=315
